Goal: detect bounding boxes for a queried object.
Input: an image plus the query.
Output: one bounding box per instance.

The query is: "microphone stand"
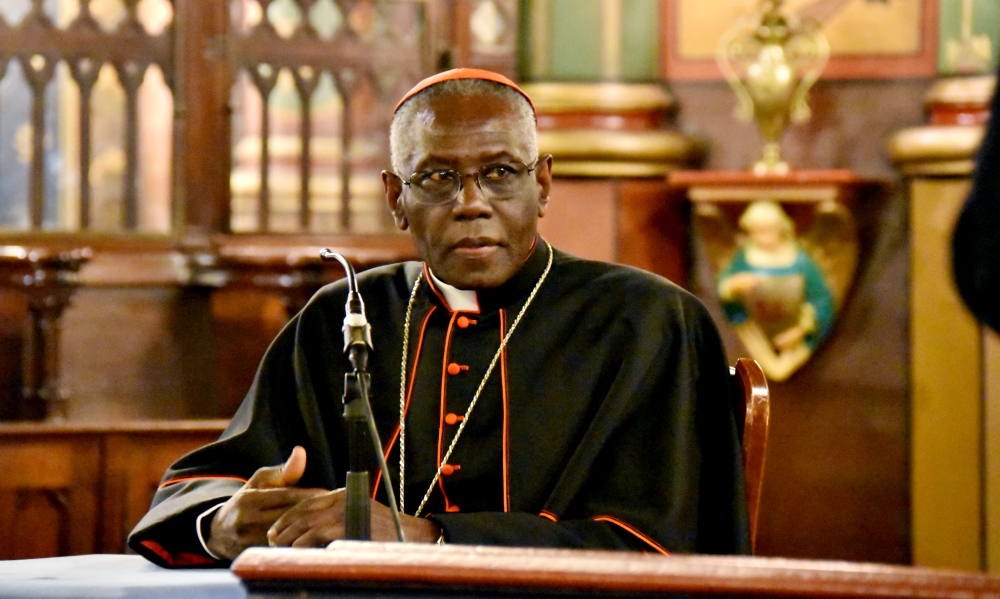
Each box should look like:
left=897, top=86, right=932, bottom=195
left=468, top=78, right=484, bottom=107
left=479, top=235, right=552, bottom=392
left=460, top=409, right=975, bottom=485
left=320, top=249, right=406, bottom=542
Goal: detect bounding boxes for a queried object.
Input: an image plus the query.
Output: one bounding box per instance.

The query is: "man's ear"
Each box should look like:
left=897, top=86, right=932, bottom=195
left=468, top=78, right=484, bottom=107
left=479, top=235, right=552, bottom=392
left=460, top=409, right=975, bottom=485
left=534, top=154, right=553, bottom=218
left=383, top=170, right=408, bottom=231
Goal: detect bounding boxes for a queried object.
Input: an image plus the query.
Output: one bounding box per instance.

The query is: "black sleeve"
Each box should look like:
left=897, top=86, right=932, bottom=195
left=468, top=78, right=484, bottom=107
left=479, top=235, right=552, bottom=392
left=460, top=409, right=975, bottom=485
left=428, top=513, right=653, bottom=550
left=127, top=294, right=349, bottom=568
left=127, top=480, right=242, bottom=567
left=953, top=63, right=1000, bottom=333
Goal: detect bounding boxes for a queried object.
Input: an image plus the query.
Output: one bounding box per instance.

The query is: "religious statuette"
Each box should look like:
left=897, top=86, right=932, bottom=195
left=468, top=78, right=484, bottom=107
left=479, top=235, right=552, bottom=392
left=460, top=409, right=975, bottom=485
left=717, top=0, right=829, bottom=175
left=697, top=200, right=856, bottom=381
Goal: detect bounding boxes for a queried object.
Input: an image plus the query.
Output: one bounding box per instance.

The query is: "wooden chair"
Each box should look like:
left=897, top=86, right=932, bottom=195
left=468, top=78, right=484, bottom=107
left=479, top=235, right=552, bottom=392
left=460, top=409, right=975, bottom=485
left=730, top=358, right=770, bottom=553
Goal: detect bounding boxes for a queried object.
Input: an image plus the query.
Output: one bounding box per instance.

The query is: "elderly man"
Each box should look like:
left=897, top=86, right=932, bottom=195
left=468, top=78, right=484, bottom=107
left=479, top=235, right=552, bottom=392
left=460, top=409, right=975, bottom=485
left=128, top=69, right=749, bottom=567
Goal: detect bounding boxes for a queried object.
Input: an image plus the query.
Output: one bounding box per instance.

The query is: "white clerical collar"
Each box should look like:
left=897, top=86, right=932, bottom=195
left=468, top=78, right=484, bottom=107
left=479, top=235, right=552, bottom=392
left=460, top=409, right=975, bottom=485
left=427, top=268, right=480, bottom=313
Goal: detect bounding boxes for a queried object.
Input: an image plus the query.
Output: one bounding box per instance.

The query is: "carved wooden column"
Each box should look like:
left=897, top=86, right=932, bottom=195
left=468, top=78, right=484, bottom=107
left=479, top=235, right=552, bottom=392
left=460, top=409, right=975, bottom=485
left=887, top=75, right=998, bottom=574
left=174, top=0, right=232, bottom=234
left=0, top=248, right=91, bottom=421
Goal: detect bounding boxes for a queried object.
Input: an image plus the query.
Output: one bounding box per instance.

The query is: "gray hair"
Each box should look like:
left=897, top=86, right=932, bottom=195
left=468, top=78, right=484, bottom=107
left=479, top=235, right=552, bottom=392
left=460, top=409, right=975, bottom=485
left=390, top=78, right=538, bottom=175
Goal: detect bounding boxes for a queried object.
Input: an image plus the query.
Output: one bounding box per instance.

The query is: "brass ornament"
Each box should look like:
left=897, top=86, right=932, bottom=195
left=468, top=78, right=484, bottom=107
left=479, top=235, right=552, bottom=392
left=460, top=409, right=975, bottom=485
left=717, top=0, right=829, bottom=175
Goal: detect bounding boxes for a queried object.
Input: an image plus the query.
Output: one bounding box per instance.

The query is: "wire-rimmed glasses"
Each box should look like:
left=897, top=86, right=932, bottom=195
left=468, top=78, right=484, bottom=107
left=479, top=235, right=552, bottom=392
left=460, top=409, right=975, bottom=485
left=396, top=157, right=544, bottom=205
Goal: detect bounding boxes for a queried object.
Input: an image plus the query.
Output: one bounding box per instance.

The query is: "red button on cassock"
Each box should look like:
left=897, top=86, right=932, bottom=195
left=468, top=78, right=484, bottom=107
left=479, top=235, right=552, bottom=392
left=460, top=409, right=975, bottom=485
left=447, top=363, right=468, bottom=376
left=441, top=464, right=461, bottom=476
left=457, top=316, right=470, bottom=328
left=445, top=504, right=461, bottom=512
left=444, top=413, right=464, bottom=426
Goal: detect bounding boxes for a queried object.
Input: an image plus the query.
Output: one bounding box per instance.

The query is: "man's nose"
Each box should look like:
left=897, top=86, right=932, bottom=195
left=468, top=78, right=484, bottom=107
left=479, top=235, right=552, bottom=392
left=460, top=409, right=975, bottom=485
left=453, top=173, right=492, bottom=215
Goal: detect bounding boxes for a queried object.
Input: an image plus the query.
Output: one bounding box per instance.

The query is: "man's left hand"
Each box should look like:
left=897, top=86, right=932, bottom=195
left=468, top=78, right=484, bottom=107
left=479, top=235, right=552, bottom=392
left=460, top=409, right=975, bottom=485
left=267, top=489, right=440, bottom=547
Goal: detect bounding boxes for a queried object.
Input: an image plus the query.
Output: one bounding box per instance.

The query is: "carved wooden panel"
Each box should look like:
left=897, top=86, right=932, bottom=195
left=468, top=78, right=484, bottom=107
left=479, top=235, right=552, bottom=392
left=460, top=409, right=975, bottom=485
left=102, top=427, right=226, bottom=553
left=0, top=422, right=227, bottom=558
left=0, top=434, right=101, bottom=559
left=451, top=0, right=518, bottom=76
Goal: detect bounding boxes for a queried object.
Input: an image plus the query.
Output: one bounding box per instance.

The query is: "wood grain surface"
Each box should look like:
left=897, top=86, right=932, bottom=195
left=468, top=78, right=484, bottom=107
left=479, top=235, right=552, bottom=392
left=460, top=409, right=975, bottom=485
left=233, top=543, right=1000, bottom=598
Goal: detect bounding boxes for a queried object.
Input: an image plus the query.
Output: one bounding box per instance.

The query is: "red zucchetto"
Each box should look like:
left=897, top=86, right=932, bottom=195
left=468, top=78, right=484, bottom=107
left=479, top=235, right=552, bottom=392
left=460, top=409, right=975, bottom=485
left=392, top=68, right=535, bottom=116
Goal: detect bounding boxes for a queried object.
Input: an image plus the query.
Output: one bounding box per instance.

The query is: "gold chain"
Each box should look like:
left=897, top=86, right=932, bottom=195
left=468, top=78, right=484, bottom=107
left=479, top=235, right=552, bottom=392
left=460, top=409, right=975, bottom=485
left=396, top=273, right=423, bottom=516
left=396, top=241, right=554, bottom=517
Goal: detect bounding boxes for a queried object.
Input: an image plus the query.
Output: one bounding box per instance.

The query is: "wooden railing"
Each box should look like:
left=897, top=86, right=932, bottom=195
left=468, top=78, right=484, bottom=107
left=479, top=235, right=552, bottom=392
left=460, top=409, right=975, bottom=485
left=227, top=0, right=429, bottom=234
left=0, top=233, right=417, bottom=420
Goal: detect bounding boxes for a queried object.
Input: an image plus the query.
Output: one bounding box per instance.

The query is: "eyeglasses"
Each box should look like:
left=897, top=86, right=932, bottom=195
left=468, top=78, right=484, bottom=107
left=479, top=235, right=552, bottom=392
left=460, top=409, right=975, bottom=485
left=397, top=157, right=542, bottom=205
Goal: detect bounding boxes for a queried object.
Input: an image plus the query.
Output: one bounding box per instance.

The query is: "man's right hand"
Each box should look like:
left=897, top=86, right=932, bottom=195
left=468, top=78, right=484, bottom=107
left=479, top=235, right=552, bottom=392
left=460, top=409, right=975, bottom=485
left=206, top=446, right=328, bottom=560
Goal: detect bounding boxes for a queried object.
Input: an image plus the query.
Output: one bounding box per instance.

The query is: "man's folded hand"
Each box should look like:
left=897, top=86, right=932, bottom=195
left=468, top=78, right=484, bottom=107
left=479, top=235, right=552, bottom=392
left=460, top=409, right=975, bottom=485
left=207, top=446, right=327, bottom=560
left=267, top=487, right=441, bottom=547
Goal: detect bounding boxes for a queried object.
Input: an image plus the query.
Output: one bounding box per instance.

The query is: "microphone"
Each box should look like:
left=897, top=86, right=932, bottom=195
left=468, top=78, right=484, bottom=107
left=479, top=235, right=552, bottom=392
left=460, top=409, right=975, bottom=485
left=319, top=249, right=373, bottom=372
left=320, top=249, right=406, bottom=543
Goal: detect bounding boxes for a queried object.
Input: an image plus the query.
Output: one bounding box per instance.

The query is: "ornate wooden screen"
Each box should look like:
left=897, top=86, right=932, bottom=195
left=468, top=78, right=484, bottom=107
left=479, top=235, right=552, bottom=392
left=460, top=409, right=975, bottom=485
left=0, top=0, right=518, bottom=236
left=225, top=0, right=518, bottom=234
left=227, top=0, right=432, bottom=234
left=0, top=0, right=174, bottom=233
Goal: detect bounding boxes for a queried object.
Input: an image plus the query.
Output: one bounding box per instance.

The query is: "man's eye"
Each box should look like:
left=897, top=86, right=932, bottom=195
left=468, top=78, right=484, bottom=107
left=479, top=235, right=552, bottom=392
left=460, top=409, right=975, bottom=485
left=429, top=171, right=456, bottom=182
left=418, top=171, right=457, bottom=185
left=482, top=164, right=517, bottom=180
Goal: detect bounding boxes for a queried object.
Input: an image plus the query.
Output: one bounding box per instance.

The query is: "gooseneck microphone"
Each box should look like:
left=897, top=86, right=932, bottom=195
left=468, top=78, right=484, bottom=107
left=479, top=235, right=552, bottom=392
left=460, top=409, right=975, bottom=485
left=320, top=250, right=374, bottom=372
left=320, top=249, right=405, bottom=542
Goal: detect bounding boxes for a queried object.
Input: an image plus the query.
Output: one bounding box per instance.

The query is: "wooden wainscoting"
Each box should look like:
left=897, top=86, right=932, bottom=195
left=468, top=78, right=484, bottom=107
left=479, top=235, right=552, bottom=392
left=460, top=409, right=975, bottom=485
left=0, top=421, right=228, bottom=559
left=0, top=433, right=101, bottom=559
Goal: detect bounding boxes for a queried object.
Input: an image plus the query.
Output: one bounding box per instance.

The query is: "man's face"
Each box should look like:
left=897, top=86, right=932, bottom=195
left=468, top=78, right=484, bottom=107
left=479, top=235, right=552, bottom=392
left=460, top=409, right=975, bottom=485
left=383, top=92, right=551, bottom=290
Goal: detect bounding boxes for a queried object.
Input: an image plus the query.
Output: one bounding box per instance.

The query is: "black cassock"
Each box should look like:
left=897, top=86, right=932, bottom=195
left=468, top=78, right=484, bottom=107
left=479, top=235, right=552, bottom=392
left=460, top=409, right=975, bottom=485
left=128, top=241, right=750, bottom=567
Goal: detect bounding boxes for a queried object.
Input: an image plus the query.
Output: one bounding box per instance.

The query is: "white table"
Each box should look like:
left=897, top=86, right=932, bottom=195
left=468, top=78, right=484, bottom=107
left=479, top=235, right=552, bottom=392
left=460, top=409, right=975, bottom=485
left=0, top=554, right=245, bottom=599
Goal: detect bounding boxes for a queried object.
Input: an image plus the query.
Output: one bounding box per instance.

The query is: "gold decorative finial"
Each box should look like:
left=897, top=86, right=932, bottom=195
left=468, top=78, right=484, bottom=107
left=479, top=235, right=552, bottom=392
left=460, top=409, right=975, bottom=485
left=717, top=0, right=829, bottom=175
